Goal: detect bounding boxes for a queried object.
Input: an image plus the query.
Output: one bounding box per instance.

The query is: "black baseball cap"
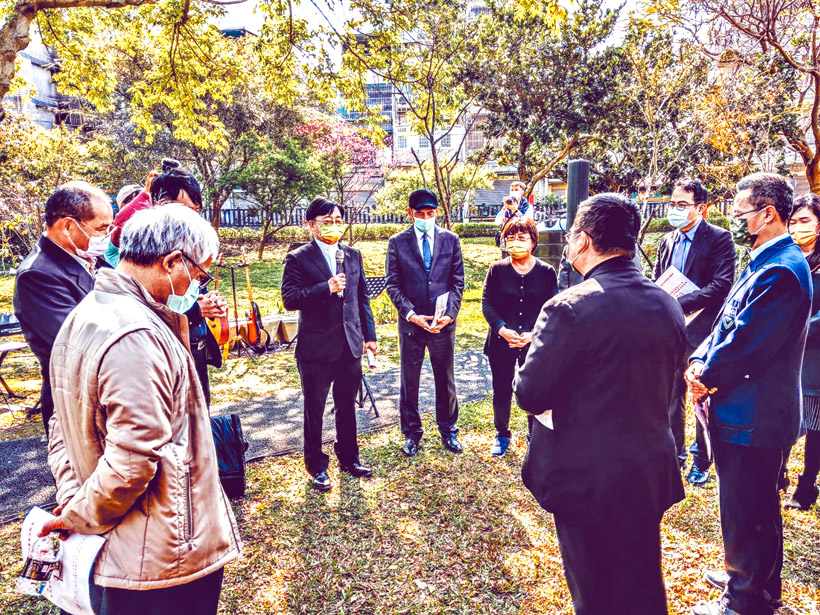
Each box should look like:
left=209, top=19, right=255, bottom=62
left=408, top=188, right=439, bottom=210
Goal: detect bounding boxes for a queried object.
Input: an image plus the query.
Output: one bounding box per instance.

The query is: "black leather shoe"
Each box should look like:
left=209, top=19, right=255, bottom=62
left=341, top=463, right=373, bottom=478
left=691, top=600, right=740, bottom=615
left=401, top=438, right=419, bottom=457
left=704, top=570, right=728, bottom=591
left=784, top=481, right=819, bottom=510
left=441, top=434, right=463, bottom=454
left=704, top=570, right=782, bottom=609
left=687, top=465, right=710, bottom=486
left=311, top=471, right=331, bottom=491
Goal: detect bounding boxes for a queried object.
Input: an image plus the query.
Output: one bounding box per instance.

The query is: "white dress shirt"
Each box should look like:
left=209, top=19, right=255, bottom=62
left=314, top=238, right=339, bottom=275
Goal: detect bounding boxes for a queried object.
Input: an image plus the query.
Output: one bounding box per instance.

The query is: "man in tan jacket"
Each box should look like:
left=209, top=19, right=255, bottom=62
left=41, top=204, right=241, bottom=614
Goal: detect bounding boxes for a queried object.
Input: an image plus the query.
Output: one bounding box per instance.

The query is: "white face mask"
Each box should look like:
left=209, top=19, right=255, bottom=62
left=66, top=220, right=110, bottom=259
left=510, top=190, right=523, bottom=200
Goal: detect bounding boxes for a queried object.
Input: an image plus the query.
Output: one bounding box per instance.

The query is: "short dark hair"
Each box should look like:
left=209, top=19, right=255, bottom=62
left=502, top=216, right=539, bottom=248
left=44, top=185, right=97, bottom=228
left=305, top=197, right=344, bottom=221
left=150, top=169, right=202, bottom=209
left=574, top=193, right=640, bottom=257
left=736, top=172, right=793, bottom=223
left=674, top=177, right=708, bottom=205
left=793, top=193, right=820, bottom=270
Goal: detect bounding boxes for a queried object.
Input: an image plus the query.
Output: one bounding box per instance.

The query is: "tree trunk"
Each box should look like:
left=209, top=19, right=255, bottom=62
left=257, top=218, right=271, bottom=260
left=805, top=155, right=820, bottom=193
left=210, top=194, right=227, bottom=231
left=0, top=2, right=36, bottom=121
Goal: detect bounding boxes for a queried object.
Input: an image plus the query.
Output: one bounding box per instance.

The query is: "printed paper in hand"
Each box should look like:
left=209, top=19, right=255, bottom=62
left=656, top=266, right=704, bottom=325
left=657, top=266, right=699, bottom=298
left=433, top=292, right=449, bottom=326
left=534, top=410, right=554, bottom=430
left=694, top=400, right=711, bottom=459
left=20, top=506, right=105, bottom=615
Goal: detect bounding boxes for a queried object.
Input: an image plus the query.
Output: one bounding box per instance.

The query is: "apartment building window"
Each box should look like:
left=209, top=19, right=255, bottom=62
left=419, top=136, right=430, bottom=148
left=397, top=136, right=407, bottom=149
left=441, top=134, right=451, bottom=148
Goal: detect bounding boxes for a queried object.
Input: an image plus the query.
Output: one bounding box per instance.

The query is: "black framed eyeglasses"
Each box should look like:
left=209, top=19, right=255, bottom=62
left=667, top=201, right=696, bottom=212
left=182, top=253, right=214, bottom=288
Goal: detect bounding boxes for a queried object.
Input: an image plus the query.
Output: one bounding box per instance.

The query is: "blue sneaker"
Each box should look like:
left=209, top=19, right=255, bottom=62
left=491, top=437, right=510, bottom=457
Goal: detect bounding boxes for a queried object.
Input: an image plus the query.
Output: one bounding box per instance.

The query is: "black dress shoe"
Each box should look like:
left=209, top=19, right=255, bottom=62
left=687, top=465, right=710, bottom=486
left=704, top=570, right=782, bottom=609
left=311, top=471, right=331, bottom=491
left=691, top=600, right=740, bottom=615
left=341, top=463, right=373, bottom=478
left=441, top=434, right=463, bottom=454
left=401, top=438, right=419, bottom=457
left=784, top=481, right=819, bottom=510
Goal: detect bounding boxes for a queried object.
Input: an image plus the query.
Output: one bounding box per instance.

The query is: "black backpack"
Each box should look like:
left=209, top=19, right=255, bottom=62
left=210, top=414, right=249, bottom=499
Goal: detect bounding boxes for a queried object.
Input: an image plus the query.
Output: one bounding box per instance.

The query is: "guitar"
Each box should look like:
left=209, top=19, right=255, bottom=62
left=205, top=254, right=230, bottom=346
left=241, top=251, right=269, bottom=351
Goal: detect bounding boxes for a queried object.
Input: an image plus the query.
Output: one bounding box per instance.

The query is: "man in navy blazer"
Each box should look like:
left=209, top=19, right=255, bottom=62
left=654, top=177, right=736, bottom=484
left=13, top=182, right=113, bottom=435
left=687, top=173, right=812, bottom=615
left=386, top=189, right=465, bottom=457
left=281, top=198, right=377, bottom=491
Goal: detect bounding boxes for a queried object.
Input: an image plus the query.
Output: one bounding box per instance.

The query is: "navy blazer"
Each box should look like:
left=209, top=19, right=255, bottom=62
left=654, top=221, right=736, bottom=348
left=281, top=241, right=376, bottom=363
left=13, top=236, right=101, bottom=367
left=802, top=268, right=820, bottom=397
left=385, top=227, right=465, bottom=334
left=691, top=236, right=812, bottom=449
left=516, top=257, right=686, bottom=522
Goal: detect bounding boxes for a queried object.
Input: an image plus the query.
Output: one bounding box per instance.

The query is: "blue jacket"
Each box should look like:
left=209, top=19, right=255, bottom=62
left=691, top=236, right=812, bottom=449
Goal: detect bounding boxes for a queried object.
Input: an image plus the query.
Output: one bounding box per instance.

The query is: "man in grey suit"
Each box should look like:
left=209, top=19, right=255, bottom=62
left=515, top=194, right=686, bottom=615
left=386, top=189, right=466, bottom=457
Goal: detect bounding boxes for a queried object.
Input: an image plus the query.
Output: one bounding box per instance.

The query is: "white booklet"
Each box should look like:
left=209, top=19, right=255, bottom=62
left=20, top=506, right=105, bottom=615
left=656, top=266, right=703, bottom=325
left=432, top=292, right=449, bottom=326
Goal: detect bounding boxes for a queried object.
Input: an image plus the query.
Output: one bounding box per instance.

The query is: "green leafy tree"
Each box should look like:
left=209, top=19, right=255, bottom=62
left=375, top=161, right=495, bottom=219
left=221, top=133, right=331, bottom=258
left=470, top=0, right=622, bottom=196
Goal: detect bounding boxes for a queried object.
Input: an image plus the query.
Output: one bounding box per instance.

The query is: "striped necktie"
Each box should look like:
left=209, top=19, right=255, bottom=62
left=422, top=233, right=432, bottom=273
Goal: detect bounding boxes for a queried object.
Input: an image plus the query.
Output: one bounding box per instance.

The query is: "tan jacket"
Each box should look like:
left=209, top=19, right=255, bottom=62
left=48, top=268, right=242, bottom=590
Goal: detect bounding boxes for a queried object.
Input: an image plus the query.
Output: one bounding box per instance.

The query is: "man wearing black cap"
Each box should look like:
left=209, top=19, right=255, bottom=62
left=281, top=197, right=378, bottom=491
left=385, top=188, right=466, bottom=456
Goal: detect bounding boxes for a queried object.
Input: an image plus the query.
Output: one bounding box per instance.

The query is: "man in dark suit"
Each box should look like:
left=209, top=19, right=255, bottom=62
left=654, top=177, right=736, bottom=484
left=281, top=197, right=377, bottom=491
left=13, top=182, right=113, bottom=436
left=515, top=193, right=686, bottom=615
left=687, top=173, right=812, bottom=615
left=386, top=189, right=466, bottom=457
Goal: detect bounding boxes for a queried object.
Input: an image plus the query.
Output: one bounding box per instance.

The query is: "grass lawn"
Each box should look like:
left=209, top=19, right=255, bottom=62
left=0, top=399, right=818, bottom=614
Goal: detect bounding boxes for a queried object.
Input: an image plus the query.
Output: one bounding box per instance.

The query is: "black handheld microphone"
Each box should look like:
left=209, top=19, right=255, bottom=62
left=335, top=250, right=345, bottom=299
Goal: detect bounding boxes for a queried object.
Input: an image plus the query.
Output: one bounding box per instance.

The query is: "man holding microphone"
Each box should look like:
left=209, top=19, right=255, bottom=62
left=281, top=197, right=378, bottom=491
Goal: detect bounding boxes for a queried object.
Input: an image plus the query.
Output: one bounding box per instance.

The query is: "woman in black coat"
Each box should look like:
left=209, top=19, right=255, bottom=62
left=784, top=193, right=820, bottom=509
left=482, top=217, right=557, bottom=456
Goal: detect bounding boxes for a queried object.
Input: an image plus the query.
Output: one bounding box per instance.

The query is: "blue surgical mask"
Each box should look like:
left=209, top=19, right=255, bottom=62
left=667, top=208, right=693, bottom=229
left=414, top=216, right=436, bottom=234
left=166, top=264, right=200, bottom=314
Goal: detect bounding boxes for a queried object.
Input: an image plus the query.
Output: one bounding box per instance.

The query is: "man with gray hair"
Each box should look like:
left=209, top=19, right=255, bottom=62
left=14, top=181, right=113, bottom=435
left=40, top=204, right=241, bottom=614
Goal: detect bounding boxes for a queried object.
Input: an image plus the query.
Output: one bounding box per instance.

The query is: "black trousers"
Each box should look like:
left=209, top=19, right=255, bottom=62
left=90, top=567, right=223, bottom=615
left=553, top=510, right=668, bottom=615
left=398, top=328, right=458, bottom=441
left=669, top=345, right=710, bottom=469
left=487, top=344, right=531, bottom=438
left=38, top=366, right=53, bottom=437
left=713, top=440, right=785, bottom=615
left=297, top=347, right=362, bottom=476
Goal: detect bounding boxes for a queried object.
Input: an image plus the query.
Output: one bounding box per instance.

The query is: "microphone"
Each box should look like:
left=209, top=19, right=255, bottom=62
left=335, top=250, right=345, bottom=299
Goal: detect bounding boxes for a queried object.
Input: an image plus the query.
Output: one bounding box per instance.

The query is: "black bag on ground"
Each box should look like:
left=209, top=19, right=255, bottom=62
left=210, top=414, right=249, bottom=499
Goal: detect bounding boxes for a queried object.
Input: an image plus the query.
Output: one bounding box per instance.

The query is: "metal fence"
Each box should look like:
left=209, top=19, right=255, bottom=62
left=202, top=198, right=734, bottom=229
